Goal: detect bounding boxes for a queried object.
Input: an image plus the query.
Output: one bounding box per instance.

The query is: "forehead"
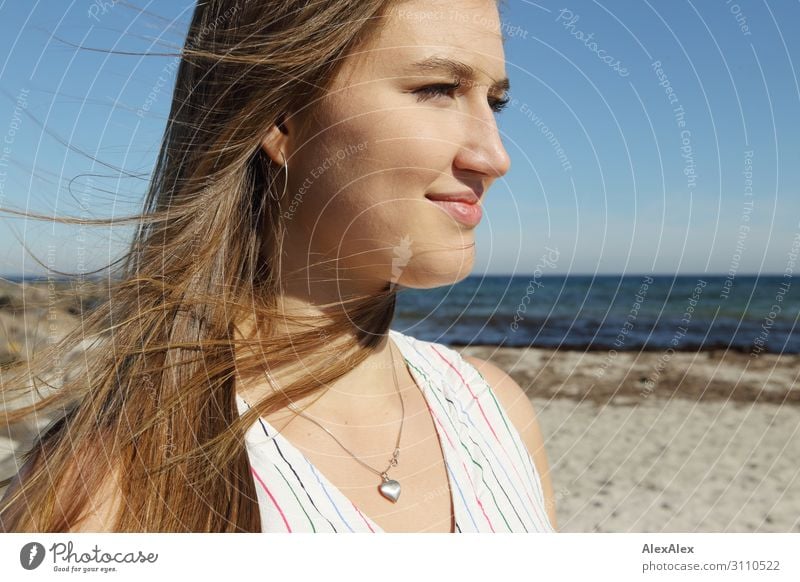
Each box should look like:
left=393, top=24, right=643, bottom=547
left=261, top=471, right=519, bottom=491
left=340, top=0, right=507, bottom=86
left=386, top=0, right=505, bottom=45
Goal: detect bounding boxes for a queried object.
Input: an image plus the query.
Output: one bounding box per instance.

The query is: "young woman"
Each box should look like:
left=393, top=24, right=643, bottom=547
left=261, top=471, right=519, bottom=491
left=0, top=0, right=556, bottom=532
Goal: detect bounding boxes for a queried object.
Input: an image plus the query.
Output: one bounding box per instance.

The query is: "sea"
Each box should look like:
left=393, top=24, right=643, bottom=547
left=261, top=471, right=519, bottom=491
left=393, top=275, right=799, bottom=354
left=6, top=273, right=798, bottom=354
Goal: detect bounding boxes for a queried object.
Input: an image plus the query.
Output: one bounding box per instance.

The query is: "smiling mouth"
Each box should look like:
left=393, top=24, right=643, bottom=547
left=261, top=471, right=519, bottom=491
left=424, top=196, right=483, bottom=227
left=424, top=191, right=482, bottom=205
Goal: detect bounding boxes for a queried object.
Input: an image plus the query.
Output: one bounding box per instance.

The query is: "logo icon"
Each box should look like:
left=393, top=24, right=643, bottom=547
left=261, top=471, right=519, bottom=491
left=19, top=542, right=46, bottom=570
left=389, top=235, right=413, bottom=291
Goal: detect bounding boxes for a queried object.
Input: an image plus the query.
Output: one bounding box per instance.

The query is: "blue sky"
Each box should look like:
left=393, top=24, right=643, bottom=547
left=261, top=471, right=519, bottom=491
left=0, top=1, right=798, bottom=277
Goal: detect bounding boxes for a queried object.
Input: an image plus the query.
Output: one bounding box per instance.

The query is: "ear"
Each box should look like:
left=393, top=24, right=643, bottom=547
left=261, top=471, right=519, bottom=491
left=260, top=113, right=291, bottom=166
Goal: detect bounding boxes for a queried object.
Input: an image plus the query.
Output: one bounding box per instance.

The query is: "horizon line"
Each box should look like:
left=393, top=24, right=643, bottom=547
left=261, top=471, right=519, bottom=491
left=0, top=272, right=790, bottom=280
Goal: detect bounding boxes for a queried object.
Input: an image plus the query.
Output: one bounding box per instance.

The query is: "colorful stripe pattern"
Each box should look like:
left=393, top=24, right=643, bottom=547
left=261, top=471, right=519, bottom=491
left=236, top=328, right=555, bottom=533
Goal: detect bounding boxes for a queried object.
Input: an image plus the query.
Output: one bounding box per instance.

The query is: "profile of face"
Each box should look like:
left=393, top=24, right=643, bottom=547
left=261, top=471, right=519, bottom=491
left=261, top=0, right=511, bottom=297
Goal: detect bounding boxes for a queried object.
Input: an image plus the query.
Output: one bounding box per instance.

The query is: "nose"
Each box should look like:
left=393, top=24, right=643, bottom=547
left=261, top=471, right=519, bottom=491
left=453, top=99, right=512, bottom=181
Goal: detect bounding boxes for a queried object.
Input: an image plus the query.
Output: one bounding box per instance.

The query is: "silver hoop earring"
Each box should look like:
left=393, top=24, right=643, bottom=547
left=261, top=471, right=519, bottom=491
left=269, top=152, right=288, bottom=201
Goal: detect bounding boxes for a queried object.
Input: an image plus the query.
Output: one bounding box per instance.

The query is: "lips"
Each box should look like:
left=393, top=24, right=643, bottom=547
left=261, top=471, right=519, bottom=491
left=424, top=191, right=481, bottom=205
left=424, top=191, right=483, bottom=227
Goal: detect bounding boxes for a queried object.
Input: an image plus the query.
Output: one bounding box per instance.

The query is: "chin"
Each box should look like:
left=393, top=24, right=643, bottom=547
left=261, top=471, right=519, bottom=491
left=390, top=249, right=476, bottom=290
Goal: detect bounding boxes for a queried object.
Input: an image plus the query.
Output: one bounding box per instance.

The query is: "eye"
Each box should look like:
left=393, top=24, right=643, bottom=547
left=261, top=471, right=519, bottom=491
left=488, top=93, right=511, bottom=114
left=413, top=82, right=511, bottom=114
left=413, top=81, right=462, bottom=102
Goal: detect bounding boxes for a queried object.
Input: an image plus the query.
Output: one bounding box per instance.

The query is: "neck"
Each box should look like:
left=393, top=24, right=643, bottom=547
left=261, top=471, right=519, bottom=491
left=233, top=284, right=409, bottom=422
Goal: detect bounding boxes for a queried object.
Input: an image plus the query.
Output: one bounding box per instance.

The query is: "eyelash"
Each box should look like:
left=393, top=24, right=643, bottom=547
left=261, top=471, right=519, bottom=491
left=413, top=81, right=511, bottom=113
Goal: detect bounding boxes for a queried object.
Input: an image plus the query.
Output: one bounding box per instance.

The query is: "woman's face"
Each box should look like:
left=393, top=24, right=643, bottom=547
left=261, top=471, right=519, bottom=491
left=267, top=0, right=511, bottom=296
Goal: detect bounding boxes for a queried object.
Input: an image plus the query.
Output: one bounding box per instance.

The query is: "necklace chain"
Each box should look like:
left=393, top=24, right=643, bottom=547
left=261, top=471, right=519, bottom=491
left=263, top=338, right=405, bottom=479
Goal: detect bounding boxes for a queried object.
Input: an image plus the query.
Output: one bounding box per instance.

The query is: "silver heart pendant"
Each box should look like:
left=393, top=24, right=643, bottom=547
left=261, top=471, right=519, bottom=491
left=379, top=479, right=401, bottom=503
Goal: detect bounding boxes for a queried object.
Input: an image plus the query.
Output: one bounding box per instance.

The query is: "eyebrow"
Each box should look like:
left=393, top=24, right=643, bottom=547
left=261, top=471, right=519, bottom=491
left=402, top=55, right=510, bottom=93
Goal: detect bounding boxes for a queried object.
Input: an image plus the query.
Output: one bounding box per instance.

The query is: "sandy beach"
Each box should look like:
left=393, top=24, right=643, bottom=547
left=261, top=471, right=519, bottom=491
left=458, top=345, right=800, bottom=532
left=2, top=280, right=798, bottom=531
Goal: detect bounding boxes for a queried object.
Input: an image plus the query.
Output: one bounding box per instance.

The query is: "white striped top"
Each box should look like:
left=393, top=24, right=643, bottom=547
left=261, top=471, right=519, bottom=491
left=235, top=328, right=555, bottom=533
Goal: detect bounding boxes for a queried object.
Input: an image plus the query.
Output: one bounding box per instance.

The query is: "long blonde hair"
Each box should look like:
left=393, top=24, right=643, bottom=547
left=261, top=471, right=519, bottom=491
left=0, top=0, right=402, bottom=532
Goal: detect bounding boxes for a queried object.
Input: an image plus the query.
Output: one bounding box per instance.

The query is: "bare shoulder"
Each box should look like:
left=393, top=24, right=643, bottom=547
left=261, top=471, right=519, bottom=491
left=64, top=463, right=124, bottom=532
left=462, top=355, right=558, bottom=530
left=2, top=447, right=123, bottom=532
left=59, top=441, right=125, bottom=532
left=52, top=451, right=124, bottom=532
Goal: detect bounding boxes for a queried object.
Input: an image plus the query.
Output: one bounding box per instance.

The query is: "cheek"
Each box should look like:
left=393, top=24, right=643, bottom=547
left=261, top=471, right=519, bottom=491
left=323, top=104, right=458, bottom=189
left=285, top=108, right=464, bottom=250
left=289, top=138, right=426, bottom=223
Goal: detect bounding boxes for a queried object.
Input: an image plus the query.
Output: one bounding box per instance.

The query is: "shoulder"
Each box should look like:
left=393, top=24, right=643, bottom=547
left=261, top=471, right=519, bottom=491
left=66, top=464, right=124, bottom=532
left=461, top=356, right=526, bottom=406
left=2, top=446, right=123, bottom=532
left=395, top=333, right=546, bottom=443
left=461, top=356, right=542, bottom=442
left=461, top=356, right=538, bottom=433
left=461, top=355, right=558, bottom=530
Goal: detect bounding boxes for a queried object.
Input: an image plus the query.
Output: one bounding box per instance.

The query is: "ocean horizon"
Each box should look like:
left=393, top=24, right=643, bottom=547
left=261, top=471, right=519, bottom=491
left=2, top=274, right=797, bottom=354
